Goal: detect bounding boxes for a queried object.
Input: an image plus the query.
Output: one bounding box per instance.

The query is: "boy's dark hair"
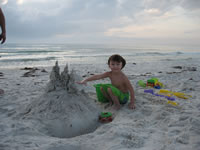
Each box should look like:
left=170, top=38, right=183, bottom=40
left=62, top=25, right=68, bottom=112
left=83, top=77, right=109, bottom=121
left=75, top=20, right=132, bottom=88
left=108, top=54, right=126, bottom=69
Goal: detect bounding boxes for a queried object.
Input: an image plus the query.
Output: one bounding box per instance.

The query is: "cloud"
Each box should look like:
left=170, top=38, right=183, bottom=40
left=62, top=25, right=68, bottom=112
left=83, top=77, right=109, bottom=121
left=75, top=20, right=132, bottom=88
left=181, top=0, right=200, bottom=10
left=105, top=4, right=200, bottom=44
left=0, top=0, right=8, bottom=5
left=105, top=16, right=200, bottom=39
left=16, top=0, right=23, bottom=5
left=1, top=0, right=200, bottom=47
left=4, top=0, right=120, bottom=38
left=144, top=8, right=161, bottom=15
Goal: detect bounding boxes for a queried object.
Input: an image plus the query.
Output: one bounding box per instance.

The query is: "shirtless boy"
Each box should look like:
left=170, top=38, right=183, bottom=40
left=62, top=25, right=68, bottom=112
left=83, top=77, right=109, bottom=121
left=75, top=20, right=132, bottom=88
left=77, top=54, right=135, bottom=110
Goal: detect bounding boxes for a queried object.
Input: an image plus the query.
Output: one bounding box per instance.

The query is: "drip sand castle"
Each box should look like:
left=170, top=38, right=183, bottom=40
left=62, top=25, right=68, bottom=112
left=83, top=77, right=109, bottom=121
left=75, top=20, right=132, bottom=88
left=19, top=62, right=101, bottom=138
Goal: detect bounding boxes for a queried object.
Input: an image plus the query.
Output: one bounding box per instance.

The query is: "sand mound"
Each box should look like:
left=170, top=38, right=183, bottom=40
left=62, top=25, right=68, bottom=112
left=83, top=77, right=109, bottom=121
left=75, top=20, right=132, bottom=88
left=20, top=62, right=101, bottom=138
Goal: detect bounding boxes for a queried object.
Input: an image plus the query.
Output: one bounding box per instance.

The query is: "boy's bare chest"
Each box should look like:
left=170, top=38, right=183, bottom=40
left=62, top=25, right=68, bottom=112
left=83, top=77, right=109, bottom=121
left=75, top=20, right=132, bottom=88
left=110, top=74, right=125, bottom=87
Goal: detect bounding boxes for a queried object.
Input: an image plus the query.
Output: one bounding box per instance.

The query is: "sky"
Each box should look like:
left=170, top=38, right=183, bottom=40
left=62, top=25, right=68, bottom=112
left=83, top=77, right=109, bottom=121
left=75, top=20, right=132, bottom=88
left=1, top=0, right=200, bottom=49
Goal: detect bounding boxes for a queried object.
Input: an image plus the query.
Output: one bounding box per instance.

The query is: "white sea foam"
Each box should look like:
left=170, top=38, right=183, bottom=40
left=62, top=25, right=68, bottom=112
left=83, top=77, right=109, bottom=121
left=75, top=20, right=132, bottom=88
left=1, top=43, right=200, bottom=69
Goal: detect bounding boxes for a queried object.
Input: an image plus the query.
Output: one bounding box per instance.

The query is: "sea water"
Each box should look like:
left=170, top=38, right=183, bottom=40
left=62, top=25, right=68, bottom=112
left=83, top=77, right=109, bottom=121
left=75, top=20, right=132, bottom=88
left=0, top=43, right=200, bottom=69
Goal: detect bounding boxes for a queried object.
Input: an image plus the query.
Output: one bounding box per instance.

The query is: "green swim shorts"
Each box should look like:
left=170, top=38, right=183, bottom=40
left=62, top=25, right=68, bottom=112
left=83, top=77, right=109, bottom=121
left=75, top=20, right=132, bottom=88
left=94, top=84, right=129, bottom=104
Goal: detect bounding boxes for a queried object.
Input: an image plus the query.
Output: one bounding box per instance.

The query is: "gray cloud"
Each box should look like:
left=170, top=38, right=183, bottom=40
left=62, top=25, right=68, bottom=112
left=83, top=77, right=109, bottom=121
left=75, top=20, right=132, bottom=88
left=1, top=0, right=200, bottom=44
left=181, top=0, right=200, bottom=10
left=4, top=0, right=122, bottom=40
left=143, top=0, right=200, bottom=15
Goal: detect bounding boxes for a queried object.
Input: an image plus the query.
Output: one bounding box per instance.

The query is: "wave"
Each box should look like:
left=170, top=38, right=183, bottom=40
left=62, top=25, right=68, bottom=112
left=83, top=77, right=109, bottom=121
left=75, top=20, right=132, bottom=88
left=0, top=50, right=62, bottom=54
left=0, top=57, right=57, bottom=62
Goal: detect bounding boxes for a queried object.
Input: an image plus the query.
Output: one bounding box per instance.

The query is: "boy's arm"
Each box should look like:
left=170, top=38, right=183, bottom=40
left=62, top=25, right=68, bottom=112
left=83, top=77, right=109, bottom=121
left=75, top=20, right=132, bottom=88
left=125, top=77, right=136, bottom=109
left=77, top=72, right=110, bottom=84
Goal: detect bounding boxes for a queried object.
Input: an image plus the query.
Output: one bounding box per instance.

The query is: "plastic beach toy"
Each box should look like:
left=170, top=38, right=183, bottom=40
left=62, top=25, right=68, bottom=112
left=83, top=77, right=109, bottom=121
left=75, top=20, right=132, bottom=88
left=99, top=112, right=113, bottom=123
left=159, top=89, right=192, bottom=99
left=138, top=78, right=163, bottom=89
left=144, top=89, right=154, bottom=94
left=173, top=92, right=192, bottom=99
left=166, top=96, right=175, bottom=101
left=167, top=101, right=178, bottom=106
left=144, top=89, right=176, bottom=101
left=100, top=112, right=112, bottom=118
left=159, top=89, right=172, bottom=94
left=138, top=80, right=146, bottom=87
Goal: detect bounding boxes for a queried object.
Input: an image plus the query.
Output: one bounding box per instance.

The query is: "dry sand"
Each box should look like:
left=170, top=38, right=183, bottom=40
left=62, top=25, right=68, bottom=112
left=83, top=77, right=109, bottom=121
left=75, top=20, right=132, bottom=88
left=0, top=58, right=200, bottom=150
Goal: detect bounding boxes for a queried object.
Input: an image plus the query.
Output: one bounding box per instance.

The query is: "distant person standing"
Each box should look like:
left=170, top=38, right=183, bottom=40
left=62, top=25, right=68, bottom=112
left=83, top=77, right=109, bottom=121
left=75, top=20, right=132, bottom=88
left=0, top=7, right=6, bottom=44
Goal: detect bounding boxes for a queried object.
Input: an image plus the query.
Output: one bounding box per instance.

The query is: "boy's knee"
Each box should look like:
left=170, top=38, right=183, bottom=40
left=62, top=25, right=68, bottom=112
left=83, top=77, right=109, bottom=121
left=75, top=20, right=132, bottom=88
left=107, top=88, right=112, bottom=94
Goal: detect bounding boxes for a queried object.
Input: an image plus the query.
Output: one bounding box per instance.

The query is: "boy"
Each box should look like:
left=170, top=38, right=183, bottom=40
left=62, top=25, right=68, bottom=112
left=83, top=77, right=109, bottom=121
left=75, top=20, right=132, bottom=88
left=77, top=54, right=135, bottom=110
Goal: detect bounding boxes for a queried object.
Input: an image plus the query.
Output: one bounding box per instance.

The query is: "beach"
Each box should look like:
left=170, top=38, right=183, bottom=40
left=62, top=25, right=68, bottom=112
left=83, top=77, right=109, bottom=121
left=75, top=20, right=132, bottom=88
left=0, top=44, right=200, bottom=150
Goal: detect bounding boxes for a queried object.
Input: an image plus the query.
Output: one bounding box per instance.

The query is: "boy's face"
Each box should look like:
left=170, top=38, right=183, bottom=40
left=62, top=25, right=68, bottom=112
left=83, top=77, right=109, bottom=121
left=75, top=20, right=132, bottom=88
left=109, top=60, right=122, bottom=72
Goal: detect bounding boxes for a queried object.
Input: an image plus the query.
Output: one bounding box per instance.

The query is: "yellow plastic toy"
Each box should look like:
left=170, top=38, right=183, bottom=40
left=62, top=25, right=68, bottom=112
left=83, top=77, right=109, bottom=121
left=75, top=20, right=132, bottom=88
left=159, top=89, right=172, bottom=94
left=173, top=92, right=192, bottom=99
left=159, top=89, right=192, bottom=99
left=167, top=101, right=178, bottom=106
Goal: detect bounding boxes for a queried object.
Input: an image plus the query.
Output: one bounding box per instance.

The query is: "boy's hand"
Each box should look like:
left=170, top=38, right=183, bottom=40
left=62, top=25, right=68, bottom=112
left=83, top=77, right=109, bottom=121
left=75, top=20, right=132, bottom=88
left=128, top=102, right=135, bottom=109
left=76, top=80, right=87, bottom=85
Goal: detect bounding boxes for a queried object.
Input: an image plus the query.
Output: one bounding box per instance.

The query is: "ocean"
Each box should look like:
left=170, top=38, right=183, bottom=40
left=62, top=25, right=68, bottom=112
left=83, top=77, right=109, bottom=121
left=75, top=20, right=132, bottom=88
left=0, top=43, right=200, bottom=69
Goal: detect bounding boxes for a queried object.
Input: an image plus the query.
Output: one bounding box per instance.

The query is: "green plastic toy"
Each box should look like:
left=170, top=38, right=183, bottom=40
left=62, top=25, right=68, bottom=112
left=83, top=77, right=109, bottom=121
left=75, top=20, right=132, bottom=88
left=138, top=80, right=146, bottom=87
left=99, top=112, right=113, bottom=123
left=100, top=112, right=112, bottom=118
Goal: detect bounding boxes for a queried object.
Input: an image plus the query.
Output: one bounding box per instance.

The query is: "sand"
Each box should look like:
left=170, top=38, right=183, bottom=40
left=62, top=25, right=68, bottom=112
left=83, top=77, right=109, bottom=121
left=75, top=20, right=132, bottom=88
left=0, top=58, right=200, bottom=150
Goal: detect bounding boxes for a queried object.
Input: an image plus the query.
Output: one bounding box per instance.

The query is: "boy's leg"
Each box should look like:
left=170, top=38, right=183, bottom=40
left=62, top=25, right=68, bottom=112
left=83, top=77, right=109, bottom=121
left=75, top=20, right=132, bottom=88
left=107, top=88, right=120, bottom=110
left=100, top=87, right=113, bottom=105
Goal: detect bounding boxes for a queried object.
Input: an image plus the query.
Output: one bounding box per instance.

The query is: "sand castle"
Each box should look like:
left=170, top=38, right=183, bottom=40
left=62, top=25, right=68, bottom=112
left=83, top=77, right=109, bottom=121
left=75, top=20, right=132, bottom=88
left=21, top=62, right=101, bottom=138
